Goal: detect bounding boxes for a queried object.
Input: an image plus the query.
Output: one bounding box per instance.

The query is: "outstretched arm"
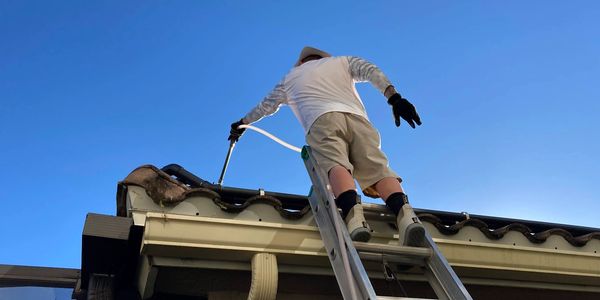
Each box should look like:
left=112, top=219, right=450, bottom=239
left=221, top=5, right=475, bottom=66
left=243, top=79, right=287, bottom=124
left=347, top=56, right=421, bottom=128
left=228, top=79, right=288, bottom=142
left=348, top=56, right=394, bottom=95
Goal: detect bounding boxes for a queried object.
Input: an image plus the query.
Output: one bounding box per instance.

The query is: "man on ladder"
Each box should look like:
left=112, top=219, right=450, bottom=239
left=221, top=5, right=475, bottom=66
left=228, top=46, right=424, bottom=247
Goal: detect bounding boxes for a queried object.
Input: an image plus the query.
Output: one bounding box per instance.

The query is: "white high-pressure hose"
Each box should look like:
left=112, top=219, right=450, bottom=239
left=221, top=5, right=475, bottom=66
left=238, top=124, right=302, bottom=153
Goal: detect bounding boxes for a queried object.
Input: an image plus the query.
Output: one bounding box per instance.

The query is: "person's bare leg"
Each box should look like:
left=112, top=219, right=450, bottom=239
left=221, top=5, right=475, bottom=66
left=329, top=165, right=371, bottom=242
left=374, top=177, right=404, bottom=201
left=375, top=177, right=424, bottom=246
left=329, top=165, right=356, bottom=197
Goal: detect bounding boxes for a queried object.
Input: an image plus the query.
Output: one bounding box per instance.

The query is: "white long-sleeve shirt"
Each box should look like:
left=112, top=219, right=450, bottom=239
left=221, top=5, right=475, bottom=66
left=243, top=56, right=393, bottom=134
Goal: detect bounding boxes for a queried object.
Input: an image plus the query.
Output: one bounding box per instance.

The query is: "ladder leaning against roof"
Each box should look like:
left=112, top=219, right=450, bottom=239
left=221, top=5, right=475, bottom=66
left=301, top=146, right=473, bottom=300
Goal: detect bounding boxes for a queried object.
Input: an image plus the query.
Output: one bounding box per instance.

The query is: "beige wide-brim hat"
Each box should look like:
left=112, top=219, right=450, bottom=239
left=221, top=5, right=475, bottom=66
left=294, top=46, right=332, bottom=67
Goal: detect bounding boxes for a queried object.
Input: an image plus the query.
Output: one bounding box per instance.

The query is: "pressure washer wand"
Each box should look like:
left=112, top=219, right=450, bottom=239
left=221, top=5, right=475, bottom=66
left=217, top=140, right=236, bottom=186
left=217, top=124, right=301, bottom=186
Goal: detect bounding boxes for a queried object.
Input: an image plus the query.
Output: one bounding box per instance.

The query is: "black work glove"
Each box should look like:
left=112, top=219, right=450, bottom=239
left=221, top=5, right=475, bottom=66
left=387, top=93, right=422, bottom=128
left=228, top=118, right=246, bottom=142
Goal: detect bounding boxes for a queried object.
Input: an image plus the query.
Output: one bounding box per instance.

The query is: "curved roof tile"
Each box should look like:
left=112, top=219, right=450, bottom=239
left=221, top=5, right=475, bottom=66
left=117, top=164, right=600, bottom=248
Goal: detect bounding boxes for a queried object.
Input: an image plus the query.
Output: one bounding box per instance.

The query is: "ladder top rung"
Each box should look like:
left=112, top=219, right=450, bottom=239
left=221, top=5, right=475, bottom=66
left=353, top=242, right=432, bottom=258
left=377, top=296, right=437, bottom=300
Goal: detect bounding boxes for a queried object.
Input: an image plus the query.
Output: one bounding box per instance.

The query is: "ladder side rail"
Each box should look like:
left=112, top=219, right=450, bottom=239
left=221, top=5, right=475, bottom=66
left=303, top=146, right=377, bottom=300
left=307, top=188, right=357, bottom=299
left=305, top=152, right=359, bottom=300
left=326, top=189, right=359, bottom=300
left=423, top=233, right=472, bottom=300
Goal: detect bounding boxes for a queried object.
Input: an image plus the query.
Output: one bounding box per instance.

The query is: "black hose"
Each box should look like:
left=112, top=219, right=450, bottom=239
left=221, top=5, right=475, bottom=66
left=161, top=164, right=308, bottom=211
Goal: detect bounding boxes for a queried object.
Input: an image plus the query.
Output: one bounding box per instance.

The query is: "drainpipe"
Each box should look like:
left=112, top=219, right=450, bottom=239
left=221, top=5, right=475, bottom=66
left=247, top=253, right=278, bottom=300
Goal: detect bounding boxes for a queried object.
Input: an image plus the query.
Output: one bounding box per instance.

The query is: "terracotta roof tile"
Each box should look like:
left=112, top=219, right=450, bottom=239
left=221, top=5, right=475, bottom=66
left=117, top=164, right=600, bottom=248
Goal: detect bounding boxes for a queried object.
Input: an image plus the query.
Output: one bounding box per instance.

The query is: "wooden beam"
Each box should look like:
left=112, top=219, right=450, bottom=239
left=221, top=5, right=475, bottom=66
left=0, top=264, right=79, bottom=288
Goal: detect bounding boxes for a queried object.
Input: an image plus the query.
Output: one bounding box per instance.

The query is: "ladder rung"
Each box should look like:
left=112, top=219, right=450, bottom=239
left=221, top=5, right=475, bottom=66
left=359, top=252, right=426, bottom=267
left=377, top=296, right=437, bottom=300
left=354, top=242, right=432, bottom=258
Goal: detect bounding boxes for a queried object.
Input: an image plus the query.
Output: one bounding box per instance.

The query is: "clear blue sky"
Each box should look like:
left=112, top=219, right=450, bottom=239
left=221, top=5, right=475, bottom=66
left=1, top=1, right=599, bottom=269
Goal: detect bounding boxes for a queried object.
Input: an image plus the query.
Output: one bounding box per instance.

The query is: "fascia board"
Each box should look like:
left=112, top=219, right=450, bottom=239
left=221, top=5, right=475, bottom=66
left=140, top=212, right=600, bottom=292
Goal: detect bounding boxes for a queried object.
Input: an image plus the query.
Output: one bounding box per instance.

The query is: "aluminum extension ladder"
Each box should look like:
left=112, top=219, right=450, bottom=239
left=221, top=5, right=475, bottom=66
left=301, top=146, right=473, bottom=300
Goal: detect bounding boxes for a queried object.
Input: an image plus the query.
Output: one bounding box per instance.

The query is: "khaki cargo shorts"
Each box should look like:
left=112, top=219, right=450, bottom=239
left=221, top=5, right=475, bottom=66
left=305, top=112, right=400, bottom=198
